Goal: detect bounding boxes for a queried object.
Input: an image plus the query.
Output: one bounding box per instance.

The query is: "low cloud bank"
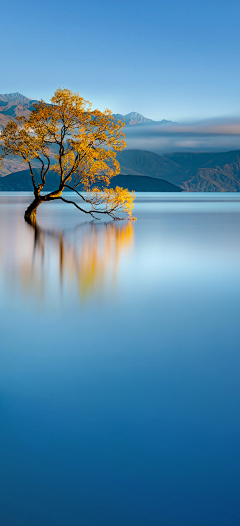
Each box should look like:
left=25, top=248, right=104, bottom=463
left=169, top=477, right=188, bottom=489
left=124, top=118, right=240, bottom=153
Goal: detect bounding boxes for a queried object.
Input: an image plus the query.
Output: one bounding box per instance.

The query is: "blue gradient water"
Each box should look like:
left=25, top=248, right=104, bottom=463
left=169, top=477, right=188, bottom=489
left=0, top=193, right=240, bottom=526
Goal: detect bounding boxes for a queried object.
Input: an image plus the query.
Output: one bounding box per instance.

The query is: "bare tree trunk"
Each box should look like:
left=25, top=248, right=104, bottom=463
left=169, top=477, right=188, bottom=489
left=24, top=197, right=43, bottom=225
left=24, top=188, right=64, bottom=224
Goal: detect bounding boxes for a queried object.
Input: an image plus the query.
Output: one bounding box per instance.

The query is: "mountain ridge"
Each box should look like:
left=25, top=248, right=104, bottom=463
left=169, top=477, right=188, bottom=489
left=0, top=93, right=38, bottom=128
left=113, top=111, right=172, bottom=126
left=0, top=92, right=32, bottom=104
left=0, top=92, right=172, bottom=129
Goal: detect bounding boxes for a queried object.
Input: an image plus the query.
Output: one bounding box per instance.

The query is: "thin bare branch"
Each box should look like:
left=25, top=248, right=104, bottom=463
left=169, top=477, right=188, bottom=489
left=58, top=196, right=99, bottom=219
left=27, top=161, right=37, bottom=192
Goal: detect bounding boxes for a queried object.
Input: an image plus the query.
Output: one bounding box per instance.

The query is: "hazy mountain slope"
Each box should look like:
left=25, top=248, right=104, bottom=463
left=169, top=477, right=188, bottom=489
left=164, top=152, right=219, bottom=172
left=0, top=145, right=50, bottom=176
left=165, top=150, right=240, bottom=191
left=0, top=93, right=38, bottom=128
left=201, top=150, right=240, bottom=168
left=0, top=155, right=34, bottom=176
left=0, top=170, right=182, bottom=192
left=117, top=149, right=240, bottom=191
left=117, top=150, right=184, bottom=185
left=181, top=164, right=240, bottom=191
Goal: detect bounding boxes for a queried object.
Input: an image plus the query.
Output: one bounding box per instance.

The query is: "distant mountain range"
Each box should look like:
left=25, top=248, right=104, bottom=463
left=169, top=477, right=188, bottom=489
left=1, top=93, right=240, bottom=191
left=117, top=149, right=240, bottom=191
left=2, top=149, right=240, bottom=192
left=0, top=92, right=172, bottom=129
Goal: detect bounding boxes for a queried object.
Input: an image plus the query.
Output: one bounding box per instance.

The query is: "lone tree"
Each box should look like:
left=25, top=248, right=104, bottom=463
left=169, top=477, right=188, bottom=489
left=0, top=88, right=135, bottom=223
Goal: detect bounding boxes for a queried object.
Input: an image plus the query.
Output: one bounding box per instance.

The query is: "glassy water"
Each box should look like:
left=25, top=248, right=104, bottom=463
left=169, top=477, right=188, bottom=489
left=0, top=193, right=240, bottom=526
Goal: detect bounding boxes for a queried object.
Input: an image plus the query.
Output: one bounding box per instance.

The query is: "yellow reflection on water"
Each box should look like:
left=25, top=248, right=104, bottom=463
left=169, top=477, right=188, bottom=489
left=0, top=217, right=134, bottom=303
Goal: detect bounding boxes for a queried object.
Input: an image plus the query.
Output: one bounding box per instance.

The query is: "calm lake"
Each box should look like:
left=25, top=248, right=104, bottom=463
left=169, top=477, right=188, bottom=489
left=0, top=192, right=240, bottom=526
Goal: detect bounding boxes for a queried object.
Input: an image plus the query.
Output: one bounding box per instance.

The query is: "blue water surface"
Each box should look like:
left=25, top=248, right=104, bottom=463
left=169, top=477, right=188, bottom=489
left=0, top=193, right=240, bottom=526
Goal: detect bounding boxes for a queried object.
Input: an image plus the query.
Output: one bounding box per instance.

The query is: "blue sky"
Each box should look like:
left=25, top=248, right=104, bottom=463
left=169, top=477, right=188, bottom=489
left=1, top=0, right=240, bottom=120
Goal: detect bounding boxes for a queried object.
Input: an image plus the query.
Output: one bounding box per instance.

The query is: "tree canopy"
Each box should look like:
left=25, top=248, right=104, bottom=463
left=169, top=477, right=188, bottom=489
left=0, top=88, right=135, bottom=223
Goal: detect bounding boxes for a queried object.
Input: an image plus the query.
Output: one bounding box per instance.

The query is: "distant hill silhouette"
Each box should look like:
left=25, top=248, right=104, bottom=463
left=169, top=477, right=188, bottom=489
left=0, top=169, right=182, bottom=192
left=107, top=174, right=181, bottom=192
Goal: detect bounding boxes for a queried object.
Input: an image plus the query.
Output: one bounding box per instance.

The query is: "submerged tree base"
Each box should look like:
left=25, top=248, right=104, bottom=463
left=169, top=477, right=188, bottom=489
left=24, top=186, right=136, bottom=225
left=24, top=198, right=43, bottom=225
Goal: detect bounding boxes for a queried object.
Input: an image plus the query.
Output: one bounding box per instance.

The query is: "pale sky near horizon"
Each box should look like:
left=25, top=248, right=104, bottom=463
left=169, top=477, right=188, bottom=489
left=1, top=0, right=240, bottom=121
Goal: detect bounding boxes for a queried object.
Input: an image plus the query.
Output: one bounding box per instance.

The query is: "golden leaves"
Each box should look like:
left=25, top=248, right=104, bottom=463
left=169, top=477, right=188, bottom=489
left=0, top=88, right=135, bottom=220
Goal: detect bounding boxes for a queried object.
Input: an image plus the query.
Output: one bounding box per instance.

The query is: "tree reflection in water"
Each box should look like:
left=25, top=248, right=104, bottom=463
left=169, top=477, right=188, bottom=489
left=20, top=220, right=135, bottom=302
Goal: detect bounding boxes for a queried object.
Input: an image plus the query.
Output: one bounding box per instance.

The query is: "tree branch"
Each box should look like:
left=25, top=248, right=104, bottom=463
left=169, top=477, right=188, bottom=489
left=43, top=154, right=51, bottom=182
left=64, top=184, right=92, bottom=203
left=58, top=196, right=100, bottom=219
left=27, top=160, right=37, bottom=192
left=36, top=156, right=45, bottom=185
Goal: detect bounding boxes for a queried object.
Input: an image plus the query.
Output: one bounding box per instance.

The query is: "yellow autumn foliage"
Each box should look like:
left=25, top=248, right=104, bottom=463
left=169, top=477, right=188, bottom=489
left=0, top=88, right=135, bottom=221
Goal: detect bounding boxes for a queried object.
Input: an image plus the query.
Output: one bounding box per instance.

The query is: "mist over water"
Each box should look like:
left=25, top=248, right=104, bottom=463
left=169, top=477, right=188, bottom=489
left=0, top=193, right=240, bottom=526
